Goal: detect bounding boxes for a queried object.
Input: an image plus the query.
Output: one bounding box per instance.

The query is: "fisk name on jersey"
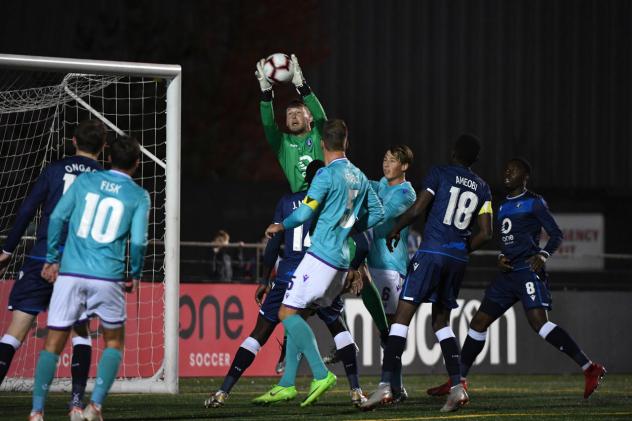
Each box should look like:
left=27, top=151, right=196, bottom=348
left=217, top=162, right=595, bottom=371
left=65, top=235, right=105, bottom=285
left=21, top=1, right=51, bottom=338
left=101, top=180, right=122, bottom=194
left=455, top=176, right=478, bottom=191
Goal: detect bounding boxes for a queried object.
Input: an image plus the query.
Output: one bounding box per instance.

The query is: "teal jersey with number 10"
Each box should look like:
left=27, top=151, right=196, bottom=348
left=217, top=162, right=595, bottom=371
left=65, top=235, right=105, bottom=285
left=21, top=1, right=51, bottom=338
left=46, top=170, right=150, bottom=281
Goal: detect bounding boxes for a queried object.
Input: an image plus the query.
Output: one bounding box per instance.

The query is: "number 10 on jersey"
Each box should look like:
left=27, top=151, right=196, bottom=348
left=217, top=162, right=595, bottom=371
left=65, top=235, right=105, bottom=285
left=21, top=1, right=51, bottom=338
left=77, top=192, right=124, bottom=243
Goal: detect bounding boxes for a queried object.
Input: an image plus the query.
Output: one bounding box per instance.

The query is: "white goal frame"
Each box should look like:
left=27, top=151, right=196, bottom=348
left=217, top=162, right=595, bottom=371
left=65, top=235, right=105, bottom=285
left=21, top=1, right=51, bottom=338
left=0, top=53, right=181, bottom=394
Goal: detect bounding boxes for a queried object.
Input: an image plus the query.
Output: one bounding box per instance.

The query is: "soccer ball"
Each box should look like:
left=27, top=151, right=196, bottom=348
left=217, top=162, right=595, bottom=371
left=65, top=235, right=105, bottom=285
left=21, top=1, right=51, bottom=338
left=263, top=53, right=294, bottom=84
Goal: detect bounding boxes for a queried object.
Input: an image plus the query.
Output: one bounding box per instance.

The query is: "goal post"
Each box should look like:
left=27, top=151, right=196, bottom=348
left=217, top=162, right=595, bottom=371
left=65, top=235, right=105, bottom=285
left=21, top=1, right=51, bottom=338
left=0, top=54, right=181, bottom=394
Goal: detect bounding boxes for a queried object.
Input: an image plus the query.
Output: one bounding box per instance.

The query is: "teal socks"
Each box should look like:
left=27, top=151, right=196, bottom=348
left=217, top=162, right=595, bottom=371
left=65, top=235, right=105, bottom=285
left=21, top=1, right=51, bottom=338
left=282, top=315, right=328, bottom=380
left=90, top=348, right=122, bottom=405
left=32, top=350, right=59, bottom=412
left=278, top=335, right=301, bottom=387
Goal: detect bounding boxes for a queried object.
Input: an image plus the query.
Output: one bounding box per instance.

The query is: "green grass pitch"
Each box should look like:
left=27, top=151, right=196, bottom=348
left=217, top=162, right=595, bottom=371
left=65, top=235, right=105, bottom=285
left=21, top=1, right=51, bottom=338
left=1, top=374, right=631, bottom=420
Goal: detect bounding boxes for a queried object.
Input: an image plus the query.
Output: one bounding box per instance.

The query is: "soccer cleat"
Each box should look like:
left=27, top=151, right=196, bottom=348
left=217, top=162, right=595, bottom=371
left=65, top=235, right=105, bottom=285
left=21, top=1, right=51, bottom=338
left=350, top=388, right=367, bottom=407
left=252, top=385, right=297, bottom=405
left=427, top=378, right=468, bottom=397
left=300, top=371, right=337, bottom=407
left=275, top=360, right=285, bottom=374
left=28, top=412, right=44, bottom=421
left=82, top=402, right=103, bottom=421
left=204, top=390, right=228, bottom=408
left=322, top=346, right=340, bottom=365
left=393, top=386, right=408, bottom=403
left=440, top=384, right=469, bottom=412
left=68, top=406, right=84, bottom=421
left=360, top=382, right=393, bottom=410
left=584, top=363, right=607, bottom=399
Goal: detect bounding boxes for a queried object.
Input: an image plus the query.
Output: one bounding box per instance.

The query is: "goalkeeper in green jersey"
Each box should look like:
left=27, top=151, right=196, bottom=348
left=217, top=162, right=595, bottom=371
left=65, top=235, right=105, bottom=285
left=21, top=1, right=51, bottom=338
left=255, top=54, right=326, bottom=193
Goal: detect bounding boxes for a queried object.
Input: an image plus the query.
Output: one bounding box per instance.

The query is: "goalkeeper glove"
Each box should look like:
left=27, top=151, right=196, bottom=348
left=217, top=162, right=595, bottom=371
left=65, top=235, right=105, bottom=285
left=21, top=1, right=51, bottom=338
left=255, top=59, right=272, bottom=92
left=291, top=54, right=306, bottom=87
left=290, top=54, right=311, bottom=96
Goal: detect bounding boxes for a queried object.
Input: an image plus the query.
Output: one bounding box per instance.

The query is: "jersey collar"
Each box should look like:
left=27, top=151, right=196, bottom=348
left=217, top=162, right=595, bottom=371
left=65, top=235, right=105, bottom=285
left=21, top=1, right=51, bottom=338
left=506, top=189, right=527, bottom=200
left=109, top=169, right=132, bottom=179
left=328, top=157, right=348, bottom=166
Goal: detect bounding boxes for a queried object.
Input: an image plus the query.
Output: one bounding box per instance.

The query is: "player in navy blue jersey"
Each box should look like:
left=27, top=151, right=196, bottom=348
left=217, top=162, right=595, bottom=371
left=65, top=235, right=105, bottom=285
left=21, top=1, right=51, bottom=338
left=427, top=158, right=606, bottom=400
left=362, top=134, right=493, bottom=412
left=206, top=159, right=368, bottom=409
left=0, top=120, right=106, bottom=416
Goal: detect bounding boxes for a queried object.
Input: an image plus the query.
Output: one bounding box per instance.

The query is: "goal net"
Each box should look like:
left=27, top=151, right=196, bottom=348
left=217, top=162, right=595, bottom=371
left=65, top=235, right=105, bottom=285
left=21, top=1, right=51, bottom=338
left=0, top=56, right=180, bottom=393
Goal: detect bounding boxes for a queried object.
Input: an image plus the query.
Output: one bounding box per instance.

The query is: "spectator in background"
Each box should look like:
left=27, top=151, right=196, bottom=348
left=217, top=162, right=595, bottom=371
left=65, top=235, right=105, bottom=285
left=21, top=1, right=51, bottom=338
left=210, top=230, right=232, bottom=281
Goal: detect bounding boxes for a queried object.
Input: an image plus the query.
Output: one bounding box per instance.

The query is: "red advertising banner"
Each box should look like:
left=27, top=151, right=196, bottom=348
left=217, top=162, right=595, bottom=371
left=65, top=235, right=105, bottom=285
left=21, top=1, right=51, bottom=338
left=179, top=284, right=284, bottom=376
left=0, top=281, right=282, bottom=378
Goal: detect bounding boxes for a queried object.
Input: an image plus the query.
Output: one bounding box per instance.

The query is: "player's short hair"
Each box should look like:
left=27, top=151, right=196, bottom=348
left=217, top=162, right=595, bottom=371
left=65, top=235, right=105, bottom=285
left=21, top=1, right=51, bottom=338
left=322, top=119, right=347, bottom=152
left=74, top=119, right=107, bottom=154
left=286, top=99, right=307, bottom=111
left=109, top=135, right=140, bottom=170
left=509, top=157, right=532, bottom=175
left=387, top=144, right=414, bottom=167
left=453, top=134, right=481, bottom=166
left=305, top=159, right=325, bottom=186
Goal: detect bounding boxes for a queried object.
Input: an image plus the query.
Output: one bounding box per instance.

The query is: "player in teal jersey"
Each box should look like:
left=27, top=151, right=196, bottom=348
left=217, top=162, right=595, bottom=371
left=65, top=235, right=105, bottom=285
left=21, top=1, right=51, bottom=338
left=29, top=136, right=150, bottom=421
left=354, top=145, right=416, bottom=401
left=262, top=119, right=384, bottom=407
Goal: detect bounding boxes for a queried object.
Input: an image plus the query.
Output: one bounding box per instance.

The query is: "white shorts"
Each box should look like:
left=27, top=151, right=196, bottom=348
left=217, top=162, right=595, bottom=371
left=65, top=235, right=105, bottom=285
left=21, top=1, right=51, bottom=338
left=282, top=253, right=347, bottom=310
left=47, top=275, right=126, bottom=330
left=368, top=267, right=404, bottom=315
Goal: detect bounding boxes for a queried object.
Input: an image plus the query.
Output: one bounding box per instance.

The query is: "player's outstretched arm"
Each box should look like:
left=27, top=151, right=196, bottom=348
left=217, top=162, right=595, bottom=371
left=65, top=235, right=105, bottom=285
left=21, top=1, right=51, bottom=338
left=256, top=59, right=283, bottom=154
left=387, top=190, right=434, bottom=251
left=129, top=191, right=151, bottom=285
left=362, top=185, right=384, bottom=229
left=256, top=232, right=281, bottom=305
left=2, top=168, right=50, bottom=256
left=468, top=212, right=493, bottom=253
left=291, top=54, right=327, bottom=127
left=263, top=195, right=285, bottom=267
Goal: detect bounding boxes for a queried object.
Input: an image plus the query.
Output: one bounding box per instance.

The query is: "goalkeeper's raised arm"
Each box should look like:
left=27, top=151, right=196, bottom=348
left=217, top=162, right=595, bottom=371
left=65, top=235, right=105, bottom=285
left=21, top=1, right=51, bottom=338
left=256, top=54, right=326, bottom=193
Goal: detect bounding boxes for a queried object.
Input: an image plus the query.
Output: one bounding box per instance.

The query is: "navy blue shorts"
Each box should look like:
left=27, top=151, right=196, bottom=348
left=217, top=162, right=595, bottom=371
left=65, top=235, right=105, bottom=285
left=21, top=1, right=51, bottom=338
left=400, top=251, right=467, bottom=309
left=259, top=277, right=344, bottom=326
left=8, top=257, right=52, bottom=315
left=481, top=270, right=552, bottom=317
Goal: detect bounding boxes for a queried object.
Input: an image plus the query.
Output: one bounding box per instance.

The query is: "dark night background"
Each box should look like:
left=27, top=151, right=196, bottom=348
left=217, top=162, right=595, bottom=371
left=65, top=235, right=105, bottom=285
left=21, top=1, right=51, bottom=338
left=0, top=0, right=630, bottom=253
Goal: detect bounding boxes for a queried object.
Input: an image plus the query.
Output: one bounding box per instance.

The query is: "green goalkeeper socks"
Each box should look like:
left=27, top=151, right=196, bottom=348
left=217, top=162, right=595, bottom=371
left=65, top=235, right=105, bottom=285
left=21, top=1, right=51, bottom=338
left=91, top=347, right=122, bottom=405
left=282, top=315, right=328, bottom=380
left=361, top=280, right=389, bottom=336
left=32, top=350, right=59, bottom=412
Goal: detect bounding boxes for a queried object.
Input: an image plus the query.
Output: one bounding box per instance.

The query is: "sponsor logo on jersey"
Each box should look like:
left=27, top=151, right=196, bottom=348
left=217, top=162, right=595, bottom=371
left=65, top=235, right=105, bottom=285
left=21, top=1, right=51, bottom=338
left=501, top=218, right=513, bottom=234
left=297, top=155, right=313, bottom=177
left=306, top=137, right=313, bottom=147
